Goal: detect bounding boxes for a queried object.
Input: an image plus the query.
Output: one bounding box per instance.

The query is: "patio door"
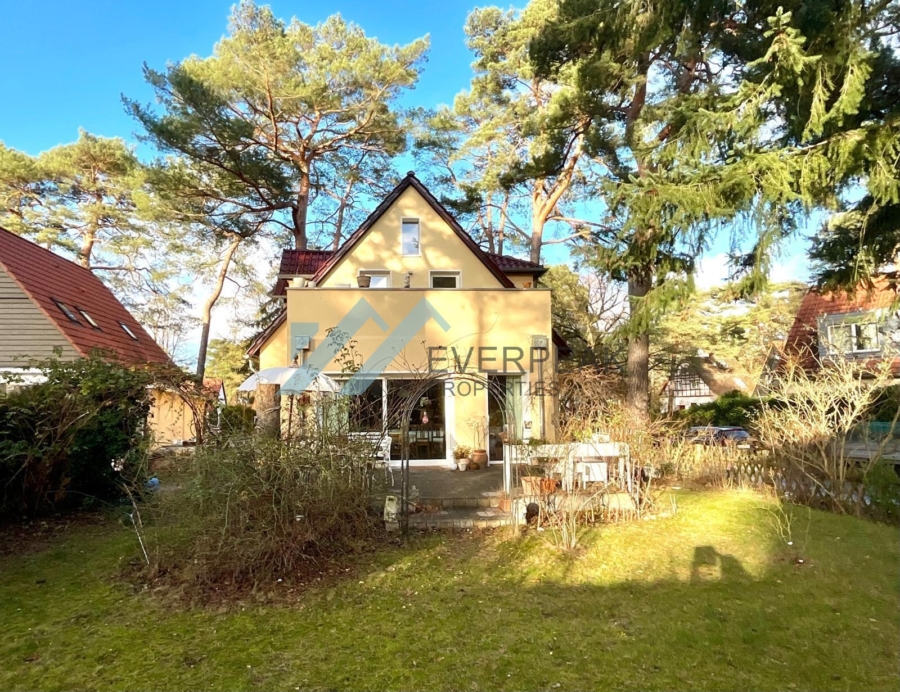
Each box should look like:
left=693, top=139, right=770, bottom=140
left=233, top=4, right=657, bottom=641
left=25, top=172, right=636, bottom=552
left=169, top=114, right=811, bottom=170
left=386, top=379, right=447, bottom=465
left=487, top=374, right=522, bottom=464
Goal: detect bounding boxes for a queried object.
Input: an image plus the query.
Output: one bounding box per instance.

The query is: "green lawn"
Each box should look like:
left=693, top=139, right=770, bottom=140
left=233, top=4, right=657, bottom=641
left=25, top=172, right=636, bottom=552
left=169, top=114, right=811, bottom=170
left=1, top=491, right=897, bottom=691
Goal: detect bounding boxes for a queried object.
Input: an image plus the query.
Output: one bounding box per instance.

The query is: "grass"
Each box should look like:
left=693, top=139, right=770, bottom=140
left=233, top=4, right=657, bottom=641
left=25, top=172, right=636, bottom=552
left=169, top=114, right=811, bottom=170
left=0, top=490, right=897, bottom=691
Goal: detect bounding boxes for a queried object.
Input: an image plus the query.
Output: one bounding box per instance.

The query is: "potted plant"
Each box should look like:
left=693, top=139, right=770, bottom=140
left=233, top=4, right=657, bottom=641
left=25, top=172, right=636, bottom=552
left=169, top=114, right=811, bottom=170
left=469, top=417, right=488, bottom=469
left=453, top=445, right=471, bottom=471
left=520, top=464, right=557, bottom=496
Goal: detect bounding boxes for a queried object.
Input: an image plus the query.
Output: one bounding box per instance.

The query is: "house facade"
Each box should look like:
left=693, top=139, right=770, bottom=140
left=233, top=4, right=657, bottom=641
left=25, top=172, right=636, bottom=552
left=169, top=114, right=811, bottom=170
left=660, top=351, right=752, bottom=412
left=248, top=173, right=561, bottom=466
left=783, top=278, right=900, bottom=375
left=0, top=226, right=199, bottom=445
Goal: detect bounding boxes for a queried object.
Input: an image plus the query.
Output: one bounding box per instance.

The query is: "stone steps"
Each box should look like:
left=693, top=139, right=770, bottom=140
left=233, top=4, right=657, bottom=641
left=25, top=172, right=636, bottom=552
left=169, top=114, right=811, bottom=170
left=407, top=506, right=514, bottom=529
left=416, top=495, right=501, bottom=509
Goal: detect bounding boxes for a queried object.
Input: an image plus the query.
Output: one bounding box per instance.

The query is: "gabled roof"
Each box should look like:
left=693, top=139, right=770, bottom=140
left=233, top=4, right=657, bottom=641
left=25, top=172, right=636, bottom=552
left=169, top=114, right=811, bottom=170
left=0, top=227, right=171, bottom=366
left=785, top=279, right=898, bottom=369
left=310, top=172, right=515, bottom=288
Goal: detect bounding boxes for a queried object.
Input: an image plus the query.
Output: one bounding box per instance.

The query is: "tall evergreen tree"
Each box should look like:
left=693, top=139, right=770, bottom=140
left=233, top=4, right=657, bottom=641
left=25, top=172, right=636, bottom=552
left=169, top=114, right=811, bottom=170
left=531, top=0, right=898, bottom=418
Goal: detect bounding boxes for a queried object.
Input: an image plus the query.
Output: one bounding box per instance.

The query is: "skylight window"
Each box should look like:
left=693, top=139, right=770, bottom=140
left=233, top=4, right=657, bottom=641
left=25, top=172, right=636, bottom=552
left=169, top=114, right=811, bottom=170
left=119, top=322, right=139, bottom=341
left=53, top=299, right=81, bottom=324
left=77, top=308, right=100, bottom=329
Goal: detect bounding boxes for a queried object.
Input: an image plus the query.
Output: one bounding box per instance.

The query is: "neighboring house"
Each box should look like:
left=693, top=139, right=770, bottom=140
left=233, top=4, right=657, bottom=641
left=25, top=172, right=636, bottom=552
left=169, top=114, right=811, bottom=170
left=247, top=172, right=562, bottom=466
left=660, top=351, right=752, bottom=412
left=0, top=226, right=196, bottom=445
left=783, top=278, right=900, bottom=375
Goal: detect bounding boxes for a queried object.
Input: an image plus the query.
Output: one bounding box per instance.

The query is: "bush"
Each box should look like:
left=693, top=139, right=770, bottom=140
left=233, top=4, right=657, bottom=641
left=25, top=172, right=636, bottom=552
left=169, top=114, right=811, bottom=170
left=864, top=463, right=900, bottom=523
left=148, top=433, right=384, bottom=587
left=0, top=353, right=155, bottom=517
left=672, top=391, right=764, bottom=429
left=217, top=403, right=255, bottom=435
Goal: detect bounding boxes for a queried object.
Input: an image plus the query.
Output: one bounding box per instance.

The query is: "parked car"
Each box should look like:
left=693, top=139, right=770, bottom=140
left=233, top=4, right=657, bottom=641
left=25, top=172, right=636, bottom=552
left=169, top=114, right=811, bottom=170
left=686, top=426, right=760, bottom=451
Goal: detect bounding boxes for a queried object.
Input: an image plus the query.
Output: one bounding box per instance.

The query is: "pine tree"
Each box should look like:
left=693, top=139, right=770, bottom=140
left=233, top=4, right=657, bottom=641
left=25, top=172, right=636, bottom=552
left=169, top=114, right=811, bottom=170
left=125, top=0, right=428, bottom=251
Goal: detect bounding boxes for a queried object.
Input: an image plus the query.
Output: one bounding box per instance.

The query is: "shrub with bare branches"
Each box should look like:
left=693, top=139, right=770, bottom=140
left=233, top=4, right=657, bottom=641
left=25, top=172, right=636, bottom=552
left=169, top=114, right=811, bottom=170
left=753, top=355, right=900, bottom=515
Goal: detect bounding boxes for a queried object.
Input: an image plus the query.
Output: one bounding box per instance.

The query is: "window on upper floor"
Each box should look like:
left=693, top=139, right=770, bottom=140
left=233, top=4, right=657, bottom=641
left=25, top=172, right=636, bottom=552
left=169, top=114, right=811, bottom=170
left=430, top=270, right=460, bottom=289
left=401, top=219, right=420, bottom=256
left=359, top=270, right=391, bottom=288
left=822, top=313, right=882, bottom=355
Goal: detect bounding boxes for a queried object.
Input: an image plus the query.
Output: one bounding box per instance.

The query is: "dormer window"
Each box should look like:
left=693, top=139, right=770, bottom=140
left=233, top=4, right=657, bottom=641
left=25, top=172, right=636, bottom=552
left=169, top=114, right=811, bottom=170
left=401, top=219, right=420, bottom=256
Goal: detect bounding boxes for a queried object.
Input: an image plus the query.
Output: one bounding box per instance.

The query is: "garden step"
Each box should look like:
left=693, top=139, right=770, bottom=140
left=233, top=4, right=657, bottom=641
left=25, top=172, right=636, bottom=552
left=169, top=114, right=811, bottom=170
left=408, top=506, right=513, bottom=529
left=417, top=496, right=501, bottom=509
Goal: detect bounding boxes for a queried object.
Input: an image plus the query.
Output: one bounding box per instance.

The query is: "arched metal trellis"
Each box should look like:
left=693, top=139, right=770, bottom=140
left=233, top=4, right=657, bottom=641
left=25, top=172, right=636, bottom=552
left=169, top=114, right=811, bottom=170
left=389, top=371, right=523, bottom=534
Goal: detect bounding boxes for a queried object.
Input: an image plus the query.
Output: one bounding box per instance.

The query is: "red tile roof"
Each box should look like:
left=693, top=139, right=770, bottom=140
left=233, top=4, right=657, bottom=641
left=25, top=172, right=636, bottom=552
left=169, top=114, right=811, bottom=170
left=279, top=249, right=333, bottom=275
left=0, top=226, right=171, bottom=366
left=487, top=253, right=545, bottom=274
left=785, top=279, right=899, bottom=371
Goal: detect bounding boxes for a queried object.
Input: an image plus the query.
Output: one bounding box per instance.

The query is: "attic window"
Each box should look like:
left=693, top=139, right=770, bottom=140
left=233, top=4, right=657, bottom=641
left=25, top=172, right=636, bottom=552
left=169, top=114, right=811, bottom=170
left=119, top=322, right=139, bottom=341
left=401, top=219, right=420, bottom=256
left=53, top=299, right=81, bottom=324
left=76, top=308, right=100, bottom=329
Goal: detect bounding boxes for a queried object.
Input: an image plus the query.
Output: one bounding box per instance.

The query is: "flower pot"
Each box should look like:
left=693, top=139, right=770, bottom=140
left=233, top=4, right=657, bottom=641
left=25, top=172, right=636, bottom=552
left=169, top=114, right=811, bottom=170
left=472, top=449, right=488, bottom=466
left=357, top=275, right=371, bottom=288
left=458, top=460, right=469, bottom=471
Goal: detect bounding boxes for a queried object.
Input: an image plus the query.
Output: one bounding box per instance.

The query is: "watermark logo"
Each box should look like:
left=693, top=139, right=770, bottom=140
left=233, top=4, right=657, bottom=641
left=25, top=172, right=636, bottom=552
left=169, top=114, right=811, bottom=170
left=278, top=295, right=554, bottom=397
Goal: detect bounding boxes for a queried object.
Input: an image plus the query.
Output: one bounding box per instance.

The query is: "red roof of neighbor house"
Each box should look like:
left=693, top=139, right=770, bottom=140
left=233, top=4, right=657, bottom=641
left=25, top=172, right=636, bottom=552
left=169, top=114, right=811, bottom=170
left=785, top=279, right=899, bottom=370
left=0, top=226, right=171, bottom=366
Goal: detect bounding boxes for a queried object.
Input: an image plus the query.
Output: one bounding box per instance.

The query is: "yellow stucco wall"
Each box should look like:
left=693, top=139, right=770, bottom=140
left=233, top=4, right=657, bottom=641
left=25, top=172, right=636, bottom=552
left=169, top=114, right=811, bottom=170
left=259, top=320, right=288, bottom=371
left=322, top=187, right=504, bottom=289
left=148, top=389, right=196, bottom=446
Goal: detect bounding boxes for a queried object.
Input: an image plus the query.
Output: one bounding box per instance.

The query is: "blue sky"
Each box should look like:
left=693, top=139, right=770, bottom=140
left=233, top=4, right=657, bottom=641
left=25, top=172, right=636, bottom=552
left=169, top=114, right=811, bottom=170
left=0, top=0, right=474, bottom=155
left=0, top=0, right=810, bottom=279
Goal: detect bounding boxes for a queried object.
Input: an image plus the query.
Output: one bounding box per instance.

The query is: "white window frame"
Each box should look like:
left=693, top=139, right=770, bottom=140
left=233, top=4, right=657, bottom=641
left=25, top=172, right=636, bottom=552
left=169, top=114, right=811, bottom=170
left=820, top=311, right=883, bottom=356
left=358, top=269, right=392, bottom=288
left=401, top=218, right=420, bottom=257
left=429, top=270, right=461, bottom=289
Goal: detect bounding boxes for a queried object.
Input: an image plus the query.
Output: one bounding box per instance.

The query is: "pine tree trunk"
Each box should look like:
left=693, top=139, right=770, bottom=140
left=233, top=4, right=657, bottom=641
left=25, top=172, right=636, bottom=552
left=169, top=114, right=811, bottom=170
left=78, top=229, right=96, bottom=268
left=625, top=268, right=652, bottom=422
left=293, top=170, right=310, bottom=250
left=196, top=236, right=241, bottom=381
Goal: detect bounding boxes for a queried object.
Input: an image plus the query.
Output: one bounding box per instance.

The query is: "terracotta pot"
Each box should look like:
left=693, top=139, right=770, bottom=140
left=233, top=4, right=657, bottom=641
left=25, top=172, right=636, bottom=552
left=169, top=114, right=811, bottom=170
left=472, top=449, right=488, bottom=466
left=357, top=275, right=371, bottom=288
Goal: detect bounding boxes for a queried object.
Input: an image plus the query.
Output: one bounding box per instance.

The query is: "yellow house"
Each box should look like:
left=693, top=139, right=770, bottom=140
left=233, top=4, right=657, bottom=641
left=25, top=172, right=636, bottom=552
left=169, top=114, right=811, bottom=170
left=247, top=173, right=566, bottom=467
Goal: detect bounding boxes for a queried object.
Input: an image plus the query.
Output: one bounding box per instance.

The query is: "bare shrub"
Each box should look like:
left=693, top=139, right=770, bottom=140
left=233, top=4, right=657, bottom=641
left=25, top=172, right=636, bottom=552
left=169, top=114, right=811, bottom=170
left=753, top=355, right=900, bottom=514
left=146, top=431, right=383, bottom=588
